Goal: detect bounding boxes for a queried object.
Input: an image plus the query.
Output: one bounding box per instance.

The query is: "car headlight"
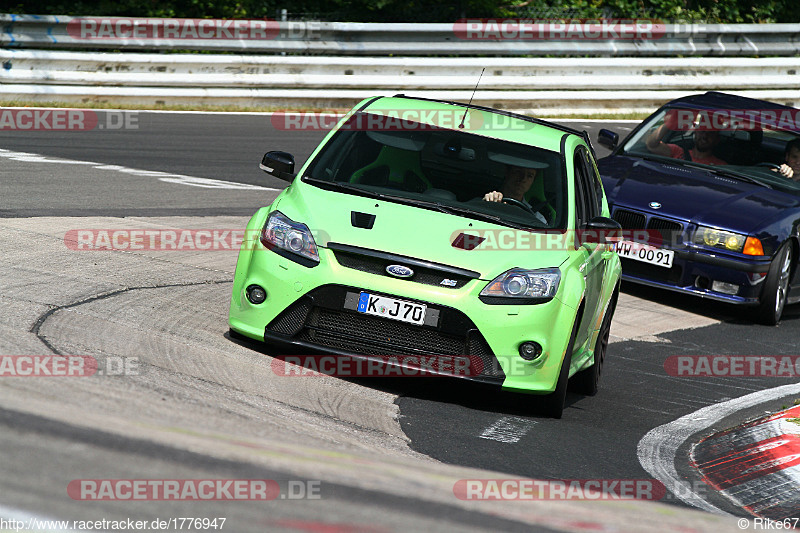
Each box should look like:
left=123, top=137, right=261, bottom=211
left=480, top=268, right=561, bottom=303
left=693, top=226, right=761, bottom=254
left=260, top=211, right=319, bottom=265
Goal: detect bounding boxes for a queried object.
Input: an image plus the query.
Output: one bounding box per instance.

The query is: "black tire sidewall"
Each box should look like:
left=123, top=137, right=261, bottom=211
left=757, top=242, right=793, bottom=325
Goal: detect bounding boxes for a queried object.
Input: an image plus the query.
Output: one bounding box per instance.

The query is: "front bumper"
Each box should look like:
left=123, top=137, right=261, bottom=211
left=611, top=206, right=771, bottom=305
left=620, top=246, right=770, bottom=305
left=229, top=244, right=581, bottom=393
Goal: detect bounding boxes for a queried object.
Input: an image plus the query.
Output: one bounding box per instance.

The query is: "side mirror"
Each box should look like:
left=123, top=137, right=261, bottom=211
left=260, top=151, right=296, bottom=182
left=597, top=129, right=619, bottom=151
left=580, top=216, right=622, bottom=245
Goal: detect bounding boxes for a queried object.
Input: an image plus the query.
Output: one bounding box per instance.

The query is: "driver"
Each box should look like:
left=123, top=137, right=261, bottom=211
left=774, top=139, right=800, bottom=180
left=484, top=161, right=549, bottom=224
left=645, top=109, right=728, bottom=166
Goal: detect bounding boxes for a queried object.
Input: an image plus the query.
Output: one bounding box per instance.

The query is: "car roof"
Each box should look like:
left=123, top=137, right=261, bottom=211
left=358, top=94, right=593, bottom=154
left=663, top=91, right=800, bottom=133
left=667, top=91, right=795, bottom=112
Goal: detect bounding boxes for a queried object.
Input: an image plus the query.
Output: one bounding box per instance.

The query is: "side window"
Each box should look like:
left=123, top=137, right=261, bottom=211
left=573, top=150, right=590, bottom=228
left=582, top=149, right=604, bottom=217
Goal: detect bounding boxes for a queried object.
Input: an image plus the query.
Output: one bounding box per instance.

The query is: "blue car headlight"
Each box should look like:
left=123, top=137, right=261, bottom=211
left=693, top=226, right=746, bottom=252
left=480, top=268, right=561, bottom=303
left=260, top=211, right=319, bottom=266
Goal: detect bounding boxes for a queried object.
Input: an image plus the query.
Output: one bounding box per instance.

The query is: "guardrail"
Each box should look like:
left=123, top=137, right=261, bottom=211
left=2, top=14, right=800, bottom=114
left=4, top=14, right=800, bottom=56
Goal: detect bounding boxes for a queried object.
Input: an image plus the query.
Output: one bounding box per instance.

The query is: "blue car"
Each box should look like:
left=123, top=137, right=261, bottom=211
left=596, top=91, right=800, bottom=324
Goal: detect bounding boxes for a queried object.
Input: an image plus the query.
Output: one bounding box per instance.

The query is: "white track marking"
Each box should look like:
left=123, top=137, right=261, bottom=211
left=0, top=148, right=275, bottom=190
left=479, top=416, right=537, bottom=443
left=637, top=383, right=800, bottom=515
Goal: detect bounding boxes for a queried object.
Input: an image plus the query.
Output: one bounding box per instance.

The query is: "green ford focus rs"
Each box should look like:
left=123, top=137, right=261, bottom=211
left=229, top=95, right=621, bottom=417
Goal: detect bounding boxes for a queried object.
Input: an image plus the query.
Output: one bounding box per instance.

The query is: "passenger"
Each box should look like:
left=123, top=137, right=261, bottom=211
left=484, top=162, right=549, bottom=224
left=645, top=110, right=727, bottom=165
left=773, top=139, right=800, bottom=180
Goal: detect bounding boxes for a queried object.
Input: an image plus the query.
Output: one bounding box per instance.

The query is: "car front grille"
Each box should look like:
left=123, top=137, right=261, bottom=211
left=647, top=217, right=684, bottom=246
left=265, top=285, right=505, bottom=381
left=613, top=209, right=646, bottom=230
left=613, top=208, right=685, bottom=247
left=328, top=243, right=478, bottom=289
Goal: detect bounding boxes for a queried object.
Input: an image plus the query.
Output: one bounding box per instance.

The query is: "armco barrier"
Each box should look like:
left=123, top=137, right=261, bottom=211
left=3, top=15, right=800, bottom=56
left=1, top=14, right=800, bottom=113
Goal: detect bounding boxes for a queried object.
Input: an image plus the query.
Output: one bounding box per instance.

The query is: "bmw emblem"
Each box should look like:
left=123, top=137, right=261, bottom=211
left=649, top=201, right=662, bottom=209
left=386, top=264, right=414, bottom=278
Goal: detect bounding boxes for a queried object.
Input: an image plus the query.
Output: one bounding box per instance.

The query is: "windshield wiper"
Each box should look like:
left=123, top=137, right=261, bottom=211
left=681, top=163, right=773, bottom=189
left=626, top=151, right=772, bottom=189
left=426, top=202, right=537, bottom=230
left=303, top=178, right=385, bottom=199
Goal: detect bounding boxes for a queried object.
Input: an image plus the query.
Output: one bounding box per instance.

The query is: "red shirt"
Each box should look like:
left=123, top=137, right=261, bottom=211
left=667, top=144, right=727, bottom=166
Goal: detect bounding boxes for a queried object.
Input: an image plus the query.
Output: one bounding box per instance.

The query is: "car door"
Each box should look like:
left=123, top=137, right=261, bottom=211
left=574, top=146, right=607, bottom=351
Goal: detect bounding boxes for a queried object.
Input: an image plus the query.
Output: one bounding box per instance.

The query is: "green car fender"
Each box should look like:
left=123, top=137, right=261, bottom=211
left=229, top=204, right=277, bottom=339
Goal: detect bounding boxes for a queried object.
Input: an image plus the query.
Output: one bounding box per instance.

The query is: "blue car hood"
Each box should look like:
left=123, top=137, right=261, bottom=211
left=598, top=156, right=800, bottom=233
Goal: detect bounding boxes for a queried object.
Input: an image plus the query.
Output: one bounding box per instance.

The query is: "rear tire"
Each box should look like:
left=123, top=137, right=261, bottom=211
left=540, top=316, right=581, bottom=419
left=754, top=242, right=793, bottom=326
left=572, top=291, right=617, bottom=396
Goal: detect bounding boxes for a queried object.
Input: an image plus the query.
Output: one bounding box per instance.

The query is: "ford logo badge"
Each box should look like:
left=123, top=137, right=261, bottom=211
left=386, top=265, right=414, bottom=278
left=649, top=201, right=662, bottom=209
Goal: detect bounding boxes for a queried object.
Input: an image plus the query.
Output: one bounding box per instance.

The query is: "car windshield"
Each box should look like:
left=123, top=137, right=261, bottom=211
left=302, top=112, right=567, bottom=229
left=621, top=107, right=800, bottom=195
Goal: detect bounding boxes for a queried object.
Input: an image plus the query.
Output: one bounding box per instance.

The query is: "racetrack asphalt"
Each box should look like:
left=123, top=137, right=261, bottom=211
left=2, top=110, right=797, bottom=531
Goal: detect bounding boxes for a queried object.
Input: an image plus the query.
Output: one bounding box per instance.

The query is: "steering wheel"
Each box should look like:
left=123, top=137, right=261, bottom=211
left=501, top=197, right=535, bottom=214
left=756, top=162, right=782, bottom=170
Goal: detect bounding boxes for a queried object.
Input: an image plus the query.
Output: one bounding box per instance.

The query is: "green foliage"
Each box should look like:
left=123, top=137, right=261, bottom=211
left=6, top=0, right=799, bottom=22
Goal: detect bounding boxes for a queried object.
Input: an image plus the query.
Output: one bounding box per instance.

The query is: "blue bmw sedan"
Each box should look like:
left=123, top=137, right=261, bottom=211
left=596, top=91, right=800, bottom=324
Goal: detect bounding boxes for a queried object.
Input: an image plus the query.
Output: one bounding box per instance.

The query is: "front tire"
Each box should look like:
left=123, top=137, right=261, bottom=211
left=572, top=291, right=618, bottom=396
left=540, top=316, right=581, bottom=419
left=755, top=242, right=793, bottom=325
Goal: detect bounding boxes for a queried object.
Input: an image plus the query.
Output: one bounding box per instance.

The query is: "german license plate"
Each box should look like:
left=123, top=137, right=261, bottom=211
left=615, top=240, right=674, bottom=268
left=357, top=292, right=426, bottom=325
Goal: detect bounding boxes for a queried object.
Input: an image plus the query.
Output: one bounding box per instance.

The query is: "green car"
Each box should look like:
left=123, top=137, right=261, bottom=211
left=229, top=96, right=621, bottom=417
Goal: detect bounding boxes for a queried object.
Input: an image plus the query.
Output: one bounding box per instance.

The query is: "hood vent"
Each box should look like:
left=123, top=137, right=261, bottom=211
left=451, top=233, right=485, bottom=250
left=351, top=211, right=376, bottom=229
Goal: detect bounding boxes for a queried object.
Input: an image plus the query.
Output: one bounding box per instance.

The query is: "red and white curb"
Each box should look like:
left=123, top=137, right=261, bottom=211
left=692, top=404, right=800, bottom=519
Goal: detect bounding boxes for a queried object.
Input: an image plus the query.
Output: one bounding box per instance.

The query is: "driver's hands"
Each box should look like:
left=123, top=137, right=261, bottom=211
left=771, top=164, right=794, bottom=178
left=483, top=191, right=503, bottom=202
left=663, top=109, right=695, bottom=131
left=663, top=110, right=681, bottom=131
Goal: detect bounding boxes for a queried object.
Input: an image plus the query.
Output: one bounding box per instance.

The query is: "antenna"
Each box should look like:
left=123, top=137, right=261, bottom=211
left=459, top=67, right=485, bottom=129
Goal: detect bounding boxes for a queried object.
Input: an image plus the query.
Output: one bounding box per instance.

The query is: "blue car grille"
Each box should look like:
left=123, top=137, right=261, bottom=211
left=613, top=208, right=685, bottom=247
left=613, top=209, right=646, bottom=230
